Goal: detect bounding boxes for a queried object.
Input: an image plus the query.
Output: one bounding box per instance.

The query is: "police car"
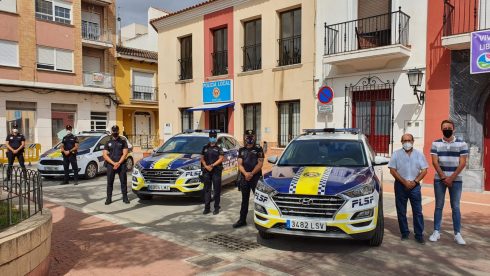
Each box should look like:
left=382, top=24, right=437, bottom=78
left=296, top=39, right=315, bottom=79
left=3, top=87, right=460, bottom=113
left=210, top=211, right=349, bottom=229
left=37, top=131, right=134, bottom=179
left=254, top=128, right=389, bottom=246
left=131, top=130, right=239, bottom=200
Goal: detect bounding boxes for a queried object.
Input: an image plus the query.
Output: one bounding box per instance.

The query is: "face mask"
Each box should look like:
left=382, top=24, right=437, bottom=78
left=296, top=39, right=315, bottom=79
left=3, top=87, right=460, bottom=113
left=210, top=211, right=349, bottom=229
left=66, top=130, right=72, bottom=134
left=245, top=137, right=255, bottom=145
left=443, top=129, right=453, bottom=139
left=12, top=129, right=18, bottom=134
left=112, top=132, right=119, bottom=138
left=402, top=142, right=413, bottom=151
left=209, top=137, right=217, bottom=143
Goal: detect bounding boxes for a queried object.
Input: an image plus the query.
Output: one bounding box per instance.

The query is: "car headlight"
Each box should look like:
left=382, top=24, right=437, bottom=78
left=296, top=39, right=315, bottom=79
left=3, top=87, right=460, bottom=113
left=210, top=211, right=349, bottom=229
left=133, top=162, right=143, bottom=176
left=342, top=180, right=376, bottom=198
left=256, top=180, right=278, bottom=197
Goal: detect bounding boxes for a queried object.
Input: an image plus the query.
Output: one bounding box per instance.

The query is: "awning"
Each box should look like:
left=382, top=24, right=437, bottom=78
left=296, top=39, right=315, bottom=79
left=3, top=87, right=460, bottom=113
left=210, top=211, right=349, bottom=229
left=186, top=102, right=234, bottom=112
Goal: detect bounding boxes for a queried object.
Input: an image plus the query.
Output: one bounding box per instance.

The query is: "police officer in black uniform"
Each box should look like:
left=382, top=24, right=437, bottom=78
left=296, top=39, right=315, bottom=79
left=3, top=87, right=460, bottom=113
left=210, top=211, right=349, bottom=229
left=102, top=125, right=129, bottom=205
left=233, top=130, right=264, bottom=228
left=4, top=125, right=26, bottom=181
left=60, top=125, right=79, bottom=185
left=201, top=130, right=224, bottom=215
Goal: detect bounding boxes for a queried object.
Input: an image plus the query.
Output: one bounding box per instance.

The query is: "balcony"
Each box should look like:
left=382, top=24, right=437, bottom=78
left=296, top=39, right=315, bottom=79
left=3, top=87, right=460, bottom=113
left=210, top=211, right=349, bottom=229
left=178, top=57, right=193, bottom=80
left=278, top=36, right=301, bottom=67
left=442, top=0, right=490, bottom=50
left=131, top=85, right=158, bottom=103
left=83, top=72, right=113, bottom=88
left=82, top=21, right=113, bottom=48
left=323, top=8, right=411, bottom=69
left=211, top=51, right=228, bottom=76
left=82, top=0, right=113, bottom=5
left=243, top=43, right=262, bottom=71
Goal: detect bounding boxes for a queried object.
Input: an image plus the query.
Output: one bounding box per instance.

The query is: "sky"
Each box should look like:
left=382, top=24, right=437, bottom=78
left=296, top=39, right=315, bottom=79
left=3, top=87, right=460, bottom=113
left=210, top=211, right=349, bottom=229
left=117, top=0, right=207, bottom=26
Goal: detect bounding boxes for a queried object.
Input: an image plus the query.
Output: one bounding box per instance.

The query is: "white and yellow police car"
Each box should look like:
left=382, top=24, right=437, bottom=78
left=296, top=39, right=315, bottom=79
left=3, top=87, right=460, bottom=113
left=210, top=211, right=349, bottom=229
left=254, top=128, right=389, bottom=246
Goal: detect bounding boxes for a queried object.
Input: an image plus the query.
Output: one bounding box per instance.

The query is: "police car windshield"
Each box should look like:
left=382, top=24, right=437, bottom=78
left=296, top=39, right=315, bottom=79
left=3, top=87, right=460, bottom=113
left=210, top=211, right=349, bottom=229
left=157, top=136, right=209, bottom=154
left=277, top=139, right=368, bottom=167
left=54, top=136, right=99, bottom=150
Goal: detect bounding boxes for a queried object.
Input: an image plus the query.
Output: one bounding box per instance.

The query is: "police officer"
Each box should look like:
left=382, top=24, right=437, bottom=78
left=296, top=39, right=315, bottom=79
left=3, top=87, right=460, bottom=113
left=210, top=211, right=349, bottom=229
left=201, top=130, right=224, bottom=215
left=102, top=125, right=129, bottom=205
left=60, top=125, right=79, bottom=185
left=4, top=125, right=26, bottom=181
left=233, top=130, right=264, bottom=228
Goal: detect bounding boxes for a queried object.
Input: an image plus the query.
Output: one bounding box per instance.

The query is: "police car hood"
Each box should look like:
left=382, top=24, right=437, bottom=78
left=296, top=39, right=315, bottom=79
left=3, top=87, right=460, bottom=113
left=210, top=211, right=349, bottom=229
left=40, top=148, right=90, bottom=159
left=263, top=166, right=376, bottom=196
left=139, top=153, right=201, bottom=170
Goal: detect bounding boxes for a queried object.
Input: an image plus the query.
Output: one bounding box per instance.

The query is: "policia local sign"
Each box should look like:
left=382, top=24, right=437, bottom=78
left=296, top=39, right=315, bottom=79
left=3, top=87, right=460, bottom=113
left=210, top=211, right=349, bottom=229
left=471, top=30, right=490, bottom=74
left=203, top=79, right=233, bottom=103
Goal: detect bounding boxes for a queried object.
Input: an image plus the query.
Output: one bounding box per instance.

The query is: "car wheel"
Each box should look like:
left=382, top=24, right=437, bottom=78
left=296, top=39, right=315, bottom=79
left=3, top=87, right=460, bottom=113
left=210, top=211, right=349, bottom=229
left=126, top=157, right=134, bottom=171
left=85, top=162, right=98, bottom=179
left=258, top=230, right=273, bottom=240
left=368, top=199, right=384, bottom=247
left=137, top=194, right=153, bottom=200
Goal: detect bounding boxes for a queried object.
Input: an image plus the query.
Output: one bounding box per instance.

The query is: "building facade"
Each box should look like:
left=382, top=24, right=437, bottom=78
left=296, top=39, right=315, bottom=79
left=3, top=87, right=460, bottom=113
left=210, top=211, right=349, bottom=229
left=0, top=0, right=117, bottom=151
left=315, top=0, right=428, bottom=157
left=152, top=0, right=316, bottom=147
left=425, top=0, right=490, bottom=192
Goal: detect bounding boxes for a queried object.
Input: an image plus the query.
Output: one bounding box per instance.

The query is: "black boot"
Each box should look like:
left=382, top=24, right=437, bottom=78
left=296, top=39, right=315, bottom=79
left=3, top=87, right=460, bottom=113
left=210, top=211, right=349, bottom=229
left=233, top=220, right=247, bottom=228
left=122, top=195, right=130, bottom=204
left=60, top=181, right=69, bottom=185
left=105, top=198, right=112, bottom=205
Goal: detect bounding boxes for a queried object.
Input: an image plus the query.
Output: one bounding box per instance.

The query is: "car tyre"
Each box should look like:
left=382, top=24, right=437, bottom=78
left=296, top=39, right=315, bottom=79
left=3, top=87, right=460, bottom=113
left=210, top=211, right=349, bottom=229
left=258, top=230, right=273, bottom=240
left=368, top=199, right=384, bottom=247
left=126, top=157, right=134, bottom=172
left=84, top=162, right=98, bottom=179
left=137, top=194, right=153, bottom=200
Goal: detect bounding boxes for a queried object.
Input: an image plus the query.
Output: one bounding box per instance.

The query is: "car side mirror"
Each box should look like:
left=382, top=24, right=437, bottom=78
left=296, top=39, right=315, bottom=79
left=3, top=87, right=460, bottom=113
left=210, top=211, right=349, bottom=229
left=373, top=156, right=389, bottom=166
left=267, top=156, right=278, bottom=164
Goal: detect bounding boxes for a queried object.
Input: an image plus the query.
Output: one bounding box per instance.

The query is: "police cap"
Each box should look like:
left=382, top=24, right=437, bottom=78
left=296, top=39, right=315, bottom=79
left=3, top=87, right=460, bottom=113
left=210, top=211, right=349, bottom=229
left=209, top=129, right=218, bottom=138
left=245, top=129, right=255, bottom=136
left=65, top=125, right=73, bottom=130
left=111, top=125, right=120, bottom=133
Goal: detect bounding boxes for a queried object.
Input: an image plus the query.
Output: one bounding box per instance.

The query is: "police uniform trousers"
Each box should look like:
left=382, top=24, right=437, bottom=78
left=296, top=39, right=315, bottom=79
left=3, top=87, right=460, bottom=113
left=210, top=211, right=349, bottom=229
left=6, top=151, right=25, bottom=180
left=106, top=163, right=128, bottom=198
left=239, top=175, right=259, bottom=222
left=203, top=167, right=222, bottom=210
left=62, top=153, right=78, bottom=182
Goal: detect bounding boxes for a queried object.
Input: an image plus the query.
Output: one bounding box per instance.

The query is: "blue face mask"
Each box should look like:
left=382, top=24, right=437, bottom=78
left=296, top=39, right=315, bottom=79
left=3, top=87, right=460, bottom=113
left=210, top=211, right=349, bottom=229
left=209, top=137, right=217, bottom=143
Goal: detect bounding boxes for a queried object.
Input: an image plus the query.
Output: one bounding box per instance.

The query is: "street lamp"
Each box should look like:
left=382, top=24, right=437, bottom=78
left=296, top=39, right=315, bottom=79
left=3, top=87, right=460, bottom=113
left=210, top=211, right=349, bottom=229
left=407, top=68, right=425, bottom=105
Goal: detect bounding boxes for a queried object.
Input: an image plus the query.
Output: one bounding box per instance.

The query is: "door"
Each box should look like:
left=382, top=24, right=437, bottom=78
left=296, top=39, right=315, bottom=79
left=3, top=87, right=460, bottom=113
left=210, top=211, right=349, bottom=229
left=209, top=109, right=228, bottom=133
left=484, top=98, right=490, bottom=191
left=82, top=11, right=101, bottom=40
left=278, top=101, right=300, bottom=147
left=134, top=112, right=152, bottom=148
left=352, top=89, right=391, bottom=155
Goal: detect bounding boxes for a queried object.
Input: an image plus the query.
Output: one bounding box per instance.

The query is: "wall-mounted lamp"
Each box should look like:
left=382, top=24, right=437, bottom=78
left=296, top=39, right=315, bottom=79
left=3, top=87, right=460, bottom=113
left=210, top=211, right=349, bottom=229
left=104, top=98, right=111, bottom=107
left=406, top=68, right=425, bottom=105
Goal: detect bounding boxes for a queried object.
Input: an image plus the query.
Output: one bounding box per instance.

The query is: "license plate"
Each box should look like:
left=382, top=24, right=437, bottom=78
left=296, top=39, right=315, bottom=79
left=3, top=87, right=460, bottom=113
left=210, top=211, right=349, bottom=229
left=286, top=220, right=326, bottom=231
left=148, top=184, right=171, bottom=191
left=45, top=166, right=60, bottom=171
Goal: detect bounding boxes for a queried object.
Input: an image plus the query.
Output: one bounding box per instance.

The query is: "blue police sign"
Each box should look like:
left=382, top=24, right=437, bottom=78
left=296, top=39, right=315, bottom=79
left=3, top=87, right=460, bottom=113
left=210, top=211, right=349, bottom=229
left=203, top=79, right=233, bottom=103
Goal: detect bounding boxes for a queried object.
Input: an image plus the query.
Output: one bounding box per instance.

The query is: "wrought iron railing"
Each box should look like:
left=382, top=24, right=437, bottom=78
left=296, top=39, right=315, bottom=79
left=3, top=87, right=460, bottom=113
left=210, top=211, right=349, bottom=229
left=0, top=165, right=43, bottom=229
left=131, top=85, right=158, bottom=102
left=179, top=57, right=193, bottom=80
left=278, top=36, right=301, bottom=66
left=82, top=21, right=112, bottom=44
left=243, top=44, right=262, bottom=71
left=83, top=72, right=113, bottom=88
left=211, top=50, right=228, bottom=76
left=324, top=8, right=410, bottom=55
left=443, top=0, right=490, bottom=36
left=126, top=135, right=160, bottom=149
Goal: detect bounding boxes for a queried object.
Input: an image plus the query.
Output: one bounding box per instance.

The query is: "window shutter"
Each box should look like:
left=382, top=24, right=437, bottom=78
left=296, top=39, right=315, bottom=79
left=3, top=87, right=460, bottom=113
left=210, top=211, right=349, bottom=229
left=0, top=40, right=18, bottom=66
left=56, top=49, right=73, bottom=71
left=37, top=47, right=54, bottom=66
left=133, top=71, right=154, bottom=87
left=358, top=0, right=390, bottom=19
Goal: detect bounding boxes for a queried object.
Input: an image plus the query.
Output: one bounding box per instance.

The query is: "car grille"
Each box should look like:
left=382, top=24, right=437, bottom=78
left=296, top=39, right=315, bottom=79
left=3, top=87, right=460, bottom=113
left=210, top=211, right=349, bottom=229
left=40, top=160, right=63, bottom=166
left=272, top=194, right=345, bottom=219
left=273, top=223, right=343, bottom=233
left=141, top=169, right=181, bottom=183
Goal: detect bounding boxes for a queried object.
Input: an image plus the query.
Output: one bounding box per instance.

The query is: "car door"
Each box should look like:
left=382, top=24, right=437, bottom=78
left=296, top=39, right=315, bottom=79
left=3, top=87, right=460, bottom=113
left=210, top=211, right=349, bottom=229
left=94, top=135, right=110, bottom=173
left=224, top=137, right=240, bottom=180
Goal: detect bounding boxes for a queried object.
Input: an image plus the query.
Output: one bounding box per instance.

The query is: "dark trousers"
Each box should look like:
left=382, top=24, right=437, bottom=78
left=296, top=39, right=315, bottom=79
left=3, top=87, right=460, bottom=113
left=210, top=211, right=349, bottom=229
left=6, top=151, right=25, bottom=180
left=62, top=154, right=78, bottom=182
left=106, top=163, right=128, bottom=199
left=394, top=180, right=424, bottom=239
left=239, top=176, right=259, bottom=222
left=203, top=169, right=222, bottom=210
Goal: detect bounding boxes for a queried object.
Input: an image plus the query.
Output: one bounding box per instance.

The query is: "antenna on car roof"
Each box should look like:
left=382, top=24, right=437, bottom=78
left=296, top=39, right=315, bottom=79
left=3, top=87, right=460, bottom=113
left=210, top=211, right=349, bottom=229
left=302, top=128, right=361, bottom=135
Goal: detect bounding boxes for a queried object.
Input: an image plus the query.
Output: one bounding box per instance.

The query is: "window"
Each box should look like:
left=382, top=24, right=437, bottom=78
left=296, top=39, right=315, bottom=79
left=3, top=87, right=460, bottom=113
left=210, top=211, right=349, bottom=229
left=95, top=136, right=110, bottom=152
left=0, top=0, right=17, bottom=13
left=132, top=71, right=156, bottom=101
left=0, top=40, right=19, bottom=67
left=278, top=101, right=300, bottom=147
left=36, top=0, right=72, bottom=24
left=212, top=28, right=228, bottom=76
left=243, top=19, right=261, bottom=71
left=90, top=112, right=107, bottom=131
left=6, top=101, right=36, bottom=143
left=51, top=103, right=76, bottom=146
left=37, top=47, right=73, bottom=72
left=243, top=103, right=261, bottom=142
left=180, top=109, right=193, bottom=131
left=179, top=35, right=192, bottom=80
left=279, top=8, right=301, bottom=66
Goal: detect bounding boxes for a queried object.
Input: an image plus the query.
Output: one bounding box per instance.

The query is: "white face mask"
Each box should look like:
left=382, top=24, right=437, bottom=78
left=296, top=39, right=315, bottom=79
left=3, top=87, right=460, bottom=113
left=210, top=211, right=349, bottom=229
left=403, top=142, right=413, bottom=151
left=12, top=129, right=18, bottom=134
left=66, top=130, right=72, bottom=134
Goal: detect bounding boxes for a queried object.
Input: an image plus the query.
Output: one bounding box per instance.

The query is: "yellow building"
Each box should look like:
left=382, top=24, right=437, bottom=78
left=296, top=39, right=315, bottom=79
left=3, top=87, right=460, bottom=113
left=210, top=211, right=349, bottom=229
left=115, top=45, right=160, bottom=149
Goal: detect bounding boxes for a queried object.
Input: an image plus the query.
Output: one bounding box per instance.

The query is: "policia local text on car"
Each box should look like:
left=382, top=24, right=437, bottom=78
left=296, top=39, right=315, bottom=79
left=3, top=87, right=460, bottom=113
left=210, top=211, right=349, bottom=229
left=233, top=130, right=264, bottom=228
left=4, top=124, right=26, bottom=181
left=103, top=125, right=130, bottom=205
left=60, top=125, right=79, bottom=185
left=201, top=130, right=224, bottom=215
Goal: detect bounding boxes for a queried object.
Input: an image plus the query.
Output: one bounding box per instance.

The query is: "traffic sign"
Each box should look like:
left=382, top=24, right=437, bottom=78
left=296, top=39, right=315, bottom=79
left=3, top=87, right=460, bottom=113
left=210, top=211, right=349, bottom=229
left=318, top=86, right=334, bottom=104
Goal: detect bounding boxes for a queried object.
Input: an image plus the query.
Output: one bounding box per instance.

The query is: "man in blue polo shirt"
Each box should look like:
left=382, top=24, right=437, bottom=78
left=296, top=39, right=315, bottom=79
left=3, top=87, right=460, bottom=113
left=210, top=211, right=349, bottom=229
left=429, top=119, right=468, bottom=245
left=388, top=133, right=428, bottom=244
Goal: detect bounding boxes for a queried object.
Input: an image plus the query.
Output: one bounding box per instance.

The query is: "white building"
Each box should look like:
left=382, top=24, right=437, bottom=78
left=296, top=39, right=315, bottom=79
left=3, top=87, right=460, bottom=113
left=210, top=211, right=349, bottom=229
left=120, top=7, right=167, bottom=52
left=315, top=0, right=428, bottom=154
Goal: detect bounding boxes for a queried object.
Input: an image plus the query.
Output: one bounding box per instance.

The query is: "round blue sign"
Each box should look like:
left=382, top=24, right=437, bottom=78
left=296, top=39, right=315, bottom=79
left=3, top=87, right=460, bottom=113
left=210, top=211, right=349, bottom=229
left=318, top=86, right=334, bottom=104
